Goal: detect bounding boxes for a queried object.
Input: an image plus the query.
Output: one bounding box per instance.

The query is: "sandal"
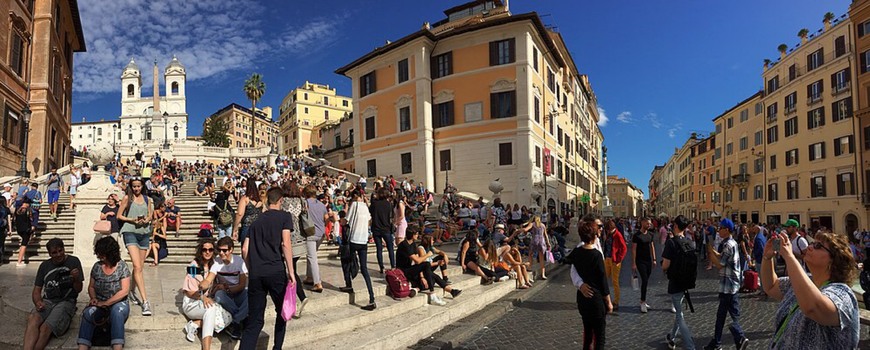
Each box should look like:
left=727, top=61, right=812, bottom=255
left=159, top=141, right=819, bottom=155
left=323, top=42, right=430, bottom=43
left=517, top=284, right=529, bottom=290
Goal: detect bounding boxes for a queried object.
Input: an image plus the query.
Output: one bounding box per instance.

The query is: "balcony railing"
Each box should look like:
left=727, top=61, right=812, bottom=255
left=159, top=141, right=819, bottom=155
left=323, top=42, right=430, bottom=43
left=863, top=192, right=870, bottom=207
left=806, top=94, right=822, bottom=106
left=766, top=114, right=777, bottom=124
left=784, top=105, right=796, bottom=116
left=832, top=83, right=851, bottom=97
left=732, top=173, right=749, bottom=185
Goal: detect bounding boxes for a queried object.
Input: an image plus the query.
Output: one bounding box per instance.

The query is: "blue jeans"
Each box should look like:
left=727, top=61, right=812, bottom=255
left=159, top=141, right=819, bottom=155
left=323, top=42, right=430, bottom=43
left=711, top=293, right=745, bottom=346
left=373, top=232, right=395, bottom=271
left=77, top=301, right=129, bottom=347
left=216, top=225, right=233, bottom=239
left=669, top=292, right=695, bottom=349
left=215, top=289, right=248, bottom=326
left=238, top=225, right=250, bottom=246
left=342, top=243, right=375, bottom=303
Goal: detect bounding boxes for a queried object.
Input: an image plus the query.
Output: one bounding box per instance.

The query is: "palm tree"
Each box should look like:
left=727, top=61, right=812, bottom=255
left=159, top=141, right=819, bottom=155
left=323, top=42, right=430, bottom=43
left=777, top=44, right=788, bottom=54
left=824, top=12, right=835, bottom=23
left=243, top=73, right=266, bottom=148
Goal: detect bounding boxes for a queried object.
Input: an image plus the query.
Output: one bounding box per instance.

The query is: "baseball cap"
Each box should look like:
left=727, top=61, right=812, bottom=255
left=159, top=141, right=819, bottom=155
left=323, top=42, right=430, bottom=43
left=719, top=218, right=735, bottom=232
left=784, top=219, right=800, bottom=228
left=2, top=183, right=10, bottom=188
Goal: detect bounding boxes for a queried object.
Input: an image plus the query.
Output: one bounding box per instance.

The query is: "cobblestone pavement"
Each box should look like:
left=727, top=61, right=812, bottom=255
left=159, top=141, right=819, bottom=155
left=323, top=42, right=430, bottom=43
left=456, top=244, right=870, bottom=349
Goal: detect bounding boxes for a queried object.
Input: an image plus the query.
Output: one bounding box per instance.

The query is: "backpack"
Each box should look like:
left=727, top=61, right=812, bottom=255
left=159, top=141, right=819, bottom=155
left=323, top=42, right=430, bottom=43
left=860, top=269, right=870, bottom=292
left=198, top=223, right=213, bottom=238
left=385, top=269, right=412, bottom=299
left=217, top=201, right=234, bottom=227
left=667, top=236, right=698, bottom=290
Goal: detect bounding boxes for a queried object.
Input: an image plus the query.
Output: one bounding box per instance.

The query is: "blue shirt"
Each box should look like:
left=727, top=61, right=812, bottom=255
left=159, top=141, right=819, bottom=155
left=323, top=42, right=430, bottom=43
left=752, top=230, right=767, bottom=264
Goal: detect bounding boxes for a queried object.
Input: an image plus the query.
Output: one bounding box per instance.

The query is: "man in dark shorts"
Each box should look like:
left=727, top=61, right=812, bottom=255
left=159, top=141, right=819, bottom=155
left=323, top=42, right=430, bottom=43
left=23, top=238, right=83, bottom=350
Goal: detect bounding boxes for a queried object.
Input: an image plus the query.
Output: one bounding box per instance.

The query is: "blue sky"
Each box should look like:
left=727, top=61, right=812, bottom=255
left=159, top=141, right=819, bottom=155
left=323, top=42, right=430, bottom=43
left=72, top=0, right=851, bottom=197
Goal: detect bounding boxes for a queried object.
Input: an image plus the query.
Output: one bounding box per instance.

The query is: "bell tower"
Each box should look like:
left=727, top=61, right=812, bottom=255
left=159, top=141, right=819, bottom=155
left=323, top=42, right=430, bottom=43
left=121, top=58, right=141, bottom=101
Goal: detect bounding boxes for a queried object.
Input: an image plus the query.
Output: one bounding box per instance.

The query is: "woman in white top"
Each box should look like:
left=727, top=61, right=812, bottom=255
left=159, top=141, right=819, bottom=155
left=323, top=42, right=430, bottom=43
left=339, top=189, right=377, bottom=311
left=69, top=166, right=81, bottom=209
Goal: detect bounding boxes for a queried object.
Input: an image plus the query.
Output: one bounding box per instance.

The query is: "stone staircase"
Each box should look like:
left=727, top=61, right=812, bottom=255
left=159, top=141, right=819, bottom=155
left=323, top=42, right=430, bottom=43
left=2, top=193, right=74, bottom=263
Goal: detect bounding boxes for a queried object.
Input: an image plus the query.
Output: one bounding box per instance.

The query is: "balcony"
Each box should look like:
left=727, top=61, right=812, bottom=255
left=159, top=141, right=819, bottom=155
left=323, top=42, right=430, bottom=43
left=766, top=113, right=777, bottom=125
left=731, top=173, right=749, bottom=186
left=784, top=105, right=796, bottom=116
left=863, top=192, right=870, bottom=207
left=831, top=83, right=851, bottom=97
left=719, top=178, right=732, bottom=189
left=806, top=94, right=822, bottom=106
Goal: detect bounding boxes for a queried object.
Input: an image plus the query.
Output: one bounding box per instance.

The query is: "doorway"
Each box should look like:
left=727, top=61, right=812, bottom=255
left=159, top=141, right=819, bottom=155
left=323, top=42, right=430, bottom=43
left=845, top=214, right=858, bottom=236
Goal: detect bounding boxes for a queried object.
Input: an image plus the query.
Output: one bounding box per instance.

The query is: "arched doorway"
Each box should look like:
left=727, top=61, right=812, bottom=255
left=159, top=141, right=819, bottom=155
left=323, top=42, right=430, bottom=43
left=844, top=214, right=858, bottom=236
left=547, top=198, right=556, bottom=212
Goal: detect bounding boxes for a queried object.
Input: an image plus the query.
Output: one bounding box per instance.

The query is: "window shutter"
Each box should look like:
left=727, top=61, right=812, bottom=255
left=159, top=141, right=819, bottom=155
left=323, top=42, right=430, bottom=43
left=850, top=136, right=855, bottom=153
left=837, top=175, right=844, bottom=195
left=490, top=93, right=497, bottom=118
left=448, top=101, right=454, bottom=126
left=831, top=73, right=837, bottom=89
left=846, top=67, right=851, bottom=80
left=819, top=80, right=824, bottom=93
left=371, top=72, right=377, bottom=93
left=489, top=41, right=497, bottom=66
left=834, top=138, right=841, bottom=155
left=447, top=52, right=453, bottom=75
left=820, top=108, right=825, bottom=126
left=807, top=53, right=813, bottom=68
left=819, top=48, right=824, bottom=66
left=821, top=142, right=825, bottom=158
left=430, top=56, right=437, bottom=78
left=861, top=23, right=867, bottom=37
left=510, top=91, right=517, bottom=117
left=807, top=83, right=812, bottom=97
left=808, top=144, right=814, bottom=160
left=509, top=38, right=516, bottom=63
left=807, top=111, right=812, bottom=128
left=862, top=51, right=868, bottom=73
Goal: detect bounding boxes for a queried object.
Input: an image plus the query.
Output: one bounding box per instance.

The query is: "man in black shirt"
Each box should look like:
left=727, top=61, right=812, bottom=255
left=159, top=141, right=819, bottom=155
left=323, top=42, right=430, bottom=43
left=397, top=230, right=460, bottom=306
left=661, top=215, right=696, bottom=349
left=370, top=188, right=395, bottom=274
left=23, top=238, right=83, bottom=350
left=241, top=187, right=295, bottom=350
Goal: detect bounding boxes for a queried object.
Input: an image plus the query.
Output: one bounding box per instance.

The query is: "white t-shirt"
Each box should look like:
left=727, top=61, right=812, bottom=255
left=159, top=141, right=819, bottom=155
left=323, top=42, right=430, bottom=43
left=346, top=201, right=371, bottom=245
left=791, top=235, right=809, bottom=257
left=210, top=254, right=248, bottom=287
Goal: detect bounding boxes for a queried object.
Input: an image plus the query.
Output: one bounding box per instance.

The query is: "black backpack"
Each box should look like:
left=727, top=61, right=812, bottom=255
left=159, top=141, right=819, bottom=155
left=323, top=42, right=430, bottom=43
left=667, top=236, right=698, bottom=290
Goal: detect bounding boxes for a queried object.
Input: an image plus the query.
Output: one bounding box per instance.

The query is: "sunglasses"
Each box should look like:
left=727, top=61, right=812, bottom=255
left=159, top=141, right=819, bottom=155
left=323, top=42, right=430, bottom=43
left=202, top=248, right=215, bottom=253
left=218, top=248, right=231, bottom=253
left=811, top=242, right=833, bottom=255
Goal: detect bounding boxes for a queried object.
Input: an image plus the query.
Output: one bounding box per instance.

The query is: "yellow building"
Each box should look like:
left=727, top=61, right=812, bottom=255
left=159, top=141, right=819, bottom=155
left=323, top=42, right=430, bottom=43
left=761, top=13, right=863, bottom=233
left=1, top=0, right=85, bottom=176
left=319, top=114, right=356, bottom=171
left=690, top=134, right=717, bottom=220
left=606, top=175, right=644, bottom=218
left=336, top=0, right=605, bottom=214
left=209, top=103, right=278, bottom=149
left=675, top=136, right=699, bottom=218
left=278, top=81, right=352, bottom=156
left=713, top=92, right=766, bottom=224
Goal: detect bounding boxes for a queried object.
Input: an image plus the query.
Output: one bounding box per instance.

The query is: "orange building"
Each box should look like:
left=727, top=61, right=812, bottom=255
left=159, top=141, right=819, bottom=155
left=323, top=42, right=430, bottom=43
left=850, top=0, right=870, bottom=228
left=336, top=0, right=605, bottom=213
left=1, top=0, right=85, bottom=176
left=690, top=134, right=717, bottom=221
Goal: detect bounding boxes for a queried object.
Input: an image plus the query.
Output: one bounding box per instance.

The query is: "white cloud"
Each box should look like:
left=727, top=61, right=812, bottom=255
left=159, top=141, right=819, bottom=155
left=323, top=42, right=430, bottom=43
left=597, top=106, right=609, bottom=127
left=74, top=0, right=344, bottom=94
left=667, top=123, right=683, bottom=138
left=616, top=111, right=632, bottom=123
left=643, top=112, right=663, bottom=129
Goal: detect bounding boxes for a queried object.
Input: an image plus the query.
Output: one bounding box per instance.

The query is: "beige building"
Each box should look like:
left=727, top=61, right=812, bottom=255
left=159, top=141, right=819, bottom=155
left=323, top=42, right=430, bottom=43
left=849, top=0, right=870, bottom=229
left=607, top=175, right=644, bottom=217
left=278, top=81, right=352, bottom=156
left=713, top=91, right=766, bottom=224
left=335, top=0, right=605, bottom=214
left=209, top=103, right=278, bottom=149
left=648, top=165, right=664, bottom=216
left=675, top=136, right=699, bottom=218
left=760, top=13, right=863, bottom=232
left=319, top=114, right=356, bottom=172
left=1, top=0, right=85, bottom=177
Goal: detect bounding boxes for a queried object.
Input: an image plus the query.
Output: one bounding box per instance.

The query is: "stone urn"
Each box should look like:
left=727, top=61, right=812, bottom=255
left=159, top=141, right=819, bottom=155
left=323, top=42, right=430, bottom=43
left=488, top=179, right=504, bottom=198
left=78, top=141, right=120, bottom=194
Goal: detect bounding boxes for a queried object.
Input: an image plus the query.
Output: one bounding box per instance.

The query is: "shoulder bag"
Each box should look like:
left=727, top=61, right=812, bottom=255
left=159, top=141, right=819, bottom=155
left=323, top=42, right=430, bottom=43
left=299, top=199, right=316, bottom=238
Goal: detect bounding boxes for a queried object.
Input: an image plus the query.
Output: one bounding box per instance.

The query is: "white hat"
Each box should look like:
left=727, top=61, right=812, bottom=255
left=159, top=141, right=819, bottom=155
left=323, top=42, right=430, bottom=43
left=495, top=224, right=505, bottom=230
left=3, top=183, right=10, bottom=188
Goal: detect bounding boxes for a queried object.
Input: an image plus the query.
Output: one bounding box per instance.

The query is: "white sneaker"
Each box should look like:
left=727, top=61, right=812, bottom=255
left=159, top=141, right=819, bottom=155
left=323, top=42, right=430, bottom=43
left=16, top=262, right=27, bottom=268
left=429, top=294, right=447, bottom=306
left=643, top=302, right=652, bottom=310
left=184, top=320, right=198, bottom=342
left=670, top=305, right=677, bottom=313
left=497, top=276, right=510, bottom=282
left=640, top=303, right=648, bottom=313
left=294, top=298, right=309, bottom=318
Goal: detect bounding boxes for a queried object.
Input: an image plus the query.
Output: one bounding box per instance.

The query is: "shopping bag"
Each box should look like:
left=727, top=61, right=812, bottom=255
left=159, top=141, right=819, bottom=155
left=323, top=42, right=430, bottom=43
left=631, top=275, right=640, bottom=291
left=545, top=250, right=555, bottom=264
left=281, top=281, right=297, bottom=321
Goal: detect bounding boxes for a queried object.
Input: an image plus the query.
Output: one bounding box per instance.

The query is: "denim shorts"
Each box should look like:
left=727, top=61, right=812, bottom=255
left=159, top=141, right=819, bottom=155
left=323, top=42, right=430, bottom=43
left=122, top=232, right=150, bottom=250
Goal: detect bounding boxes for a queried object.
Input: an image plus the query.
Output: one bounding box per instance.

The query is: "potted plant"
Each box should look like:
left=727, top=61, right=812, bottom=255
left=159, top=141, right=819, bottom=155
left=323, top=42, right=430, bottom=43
left=798, top=28, right=809, bottom=44
left=763, top=58, right=771, bottom=69
left=824, top=12, right=835, bottom=30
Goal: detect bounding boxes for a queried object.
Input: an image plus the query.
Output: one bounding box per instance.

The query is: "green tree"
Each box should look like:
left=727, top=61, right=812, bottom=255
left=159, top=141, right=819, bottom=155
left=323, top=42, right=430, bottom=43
left=201, top=115, right=230, bottom=147
left=243, top=73, right=266, bottom=148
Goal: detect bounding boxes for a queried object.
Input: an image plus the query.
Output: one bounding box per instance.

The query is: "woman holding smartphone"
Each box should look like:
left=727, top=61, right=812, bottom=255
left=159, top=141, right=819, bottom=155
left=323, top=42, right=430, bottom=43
left=117, top=178, right=154, bottom=316
left=181, top=240, right=229, bottom=349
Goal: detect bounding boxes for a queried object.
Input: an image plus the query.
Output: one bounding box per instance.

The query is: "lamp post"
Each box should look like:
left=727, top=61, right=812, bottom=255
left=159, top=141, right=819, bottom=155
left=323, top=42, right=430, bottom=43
left=162, top=111, right=169, bottom=150
left=16, top=105, right=32, bottom=178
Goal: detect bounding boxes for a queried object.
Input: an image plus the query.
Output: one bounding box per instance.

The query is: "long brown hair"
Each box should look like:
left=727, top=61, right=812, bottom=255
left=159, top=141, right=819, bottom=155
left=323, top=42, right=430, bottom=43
left=814, top=232, right=857, bottom=284
left=194, top=239, right=216, bottom=271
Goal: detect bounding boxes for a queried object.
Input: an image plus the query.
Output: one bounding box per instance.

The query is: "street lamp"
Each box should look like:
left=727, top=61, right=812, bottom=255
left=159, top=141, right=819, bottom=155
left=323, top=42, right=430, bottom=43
left=112, top=123, right=117, bottom=150
left=162, top=111, right=169, bottom=149
left=16, top=105, right=32, bottom=178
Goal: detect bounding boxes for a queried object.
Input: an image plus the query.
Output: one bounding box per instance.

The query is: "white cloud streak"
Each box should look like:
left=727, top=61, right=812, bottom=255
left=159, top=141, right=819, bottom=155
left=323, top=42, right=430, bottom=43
left=74, top=0, right=344, bottom=94
left=597, top=106, right=609, bottom=127
left=643, top=112, right=663, bottom=129
left=616, top=111, right=632, bottom=123
left=667, top=123, right=683, bottom=138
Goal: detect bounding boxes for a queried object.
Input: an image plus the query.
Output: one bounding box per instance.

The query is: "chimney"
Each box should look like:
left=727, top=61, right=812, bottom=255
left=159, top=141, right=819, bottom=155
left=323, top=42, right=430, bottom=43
left=153, top=59, right=160, bottom=115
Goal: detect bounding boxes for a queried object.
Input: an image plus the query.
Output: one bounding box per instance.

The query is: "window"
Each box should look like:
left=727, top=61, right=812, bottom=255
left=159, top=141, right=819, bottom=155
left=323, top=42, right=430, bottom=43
left=489, top=38, right=516, bottom=66
left=785, top=92, right=797, bottom=113
left=127, top=84, right=134, bottom=97
left=366, top=159, right=377, bottom=177
left=755, top=102, right=763, bottom=115
left=837, top=173, right=855, bottom=196
left=767, top=103, right=778, bottom=120
left=789, top=64, right=797, bottom=81
left=787, top=180, right=799, bottom=200
left=498, top=143, right=512, bottom=166
left=785, top=148, right=799, bottom=166
left=767, top=75, right=779, bottom=94
left=439, top=149, right=451, bottom=171
left=304, top=107, right=308, bottom=114
left=324, top=96, right=329, bottom=105
left=832, top=97, right=852, bottom=122
left=547, top=68, right=555, bottom=92
left=10, top=32, right=25, bottom=76
left=400, top=152, right=412, bottom=174
left=737, top=188, right=746, bottom=201
left=324, top=110, right=329, bottom=119
left=834, top=135, right=854, bottom=156
left=365, top=116, right=375, bottom=140
left=533, top=96, right=540, bottom=123
left=399, top=106, right=411, bottom=132
left=433, top=101, right=454, bottom=128
left=754, top=185, right=763, bottom=200
left=835, top=36, right=846, bottom=58
left=740, top=109, right=749, bottom=122
left=865, top=126, right=870, bottom=150
left=52, top=57, right=61, bottom=98
left=304, top=93, right=308, bottom=100
left=754, top=130, right=763, bottom=146
left=860, top=20, right=870, bottom=37
left=807, top=49, right=824, bottom=71
left=807, top=80, right=823, bottom=103
left=334, top=134, right=341, bottom=148
left=535, top=146, right=541, bottom=168
left=806, top=107, right=825, bottom=129
left=432, top=52, right=453, bottom=78
left=727, top=117, right=734, bottom=129
left=716, top=123, right=722, bottom=134
left=397, top=58, right=409, bottom=83
left=490, top=91, right=516, bottom=119
left=784, top=117, right=798, bottom=137
left=726, top=142, right=733, bottom=155
left=739, top=136, right=748, bottom=150
left=831, top=68, right=850, bottom=93
left=3, top=107, right=20, bottom=148
left=342, top=100, right=349, bottom=107
left=129, top=134, right=133, bottom=140
left=809, top=142, right=825, bottom=161
left=532, top=47, right=539, bottom=72
left=768, top=183, right=778, bottom=201
left=754, top=158, right=764, bottom=173
left=770, top=154, right=777, bottom=170
left=360, top=71, right=377, bottom=97
left=862, top=50, right=870, bottom=73
left=811, top=175, right=826, bottom=198
left=739, top=162, right=748, bottom=174
left=171, top=82, right=179, bottom=95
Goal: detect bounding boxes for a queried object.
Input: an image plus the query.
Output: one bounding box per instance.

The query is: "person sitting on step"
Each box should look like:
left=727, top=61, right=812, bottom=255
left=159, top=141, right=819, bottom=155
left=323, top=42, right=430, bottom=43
left=397, top=229, right=461, bottom=306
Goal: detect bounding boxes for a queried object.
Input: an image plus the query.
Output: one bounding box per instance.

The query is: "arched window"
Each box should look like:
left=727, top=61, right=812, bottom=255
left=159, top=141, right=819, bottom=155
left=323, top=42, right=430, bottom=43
left=171, top=82, right=179, bottom=95
left=127, top=84, right=134, bottom=97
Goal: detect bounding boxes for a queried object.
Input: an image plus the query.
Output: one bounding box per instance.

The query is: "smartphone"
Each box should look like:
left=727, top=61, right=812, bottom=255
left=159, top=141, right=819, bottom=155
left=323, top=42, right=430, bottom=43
left=773, top=238, right=781, bottom=254
left=186, top=266, right=202, bottom=277
left=137, top=215, right=145, bottom=221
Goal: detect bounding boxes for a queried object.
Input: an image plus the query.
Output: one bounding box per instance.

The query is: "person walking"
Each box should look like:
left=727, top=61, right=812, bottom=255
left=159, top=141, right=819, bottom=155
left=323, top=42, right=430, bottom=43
left=602, top=219, right=627, bottom=310
left=302, top=187, right=328, bottom=293
left=369, top=188, right=395, bottom=274
left=662, top=215, right=697, bottom=349
left=704, top=219, right=749, bottom=350
left=566, top=220, right=612, bottom=349
left=632, top=218, right=656, bottom=313
left=340, top=189, right=377, bottom=311
left=240, top=187, right=296, bottom=350
left=280, top=181, right=308, bottom=317
left=117, top=178, right=154, bottom=316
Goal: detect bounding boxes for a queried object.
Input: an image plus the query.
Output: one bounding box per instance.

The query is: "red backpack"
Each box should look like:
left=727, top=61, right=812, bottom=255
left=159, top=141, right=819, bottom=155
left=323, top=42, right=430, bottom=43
left=385, top=269, right=412, bottom=299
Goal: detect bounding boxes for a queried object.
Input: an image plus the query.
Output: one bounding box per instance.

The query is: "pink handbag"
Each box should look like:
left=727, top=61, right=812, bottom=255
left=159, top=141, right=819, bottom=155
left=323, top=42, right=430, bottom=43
left=281, top=281, right=297, bottom=321
left=93, top=220, right=112, bottom=234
